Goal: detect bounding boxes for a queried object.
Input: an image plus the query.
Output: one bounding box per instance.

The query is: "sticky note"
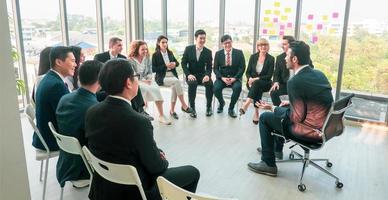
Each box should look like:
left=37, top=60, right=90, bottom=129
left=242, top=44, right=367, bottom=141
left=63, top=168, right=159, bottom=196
left=285, top=7, right=292, bottom=13
left=322, top=15, right=328, bottom=21
left=265, top=10, right=272, bottom=15
left=264, top=17, right=270, bottom=22
left=274, top=2, right=281, bottom=7
left=273, top=18, right=278, bottom=23
left=279, top=31, right=285, bottom=36
left=281, top=15, right=288, bottom=21
left=274, top=10, right=281, bottom=16
left=312, top=36, right=318, bottom=43
left=267, top=23, right=274, bottom=28
left=308, top=14, right=314, bottom=20
left=317, top=24, right=323, bottom=30
left=287, top=22, right=293, bottom=28
left=262, top=29, right=268, bottom=34
left=280, top=25, right=285, bottom=30
left=269, top=30, right=276, bottom=35
left=306, top=24, right=313, bottom=31
left=329, top=28, right=336, bottom=34
left=332, top=12, right=339, bottom=18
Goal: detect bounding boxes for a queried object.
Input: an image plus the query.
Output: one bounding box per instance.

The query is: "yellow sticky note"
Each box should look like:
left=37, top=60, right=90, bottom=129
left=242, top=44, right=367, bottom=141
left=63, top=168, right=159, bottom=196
left=264, top=17, right=270, bottom=22
left=306, top=24, right=313, bottom=31
left=285, top=7, right=292, bottom=13
left=329, top=28, right=336, bottom=34
left=274, top=2, right=281, bottom=7
left=281, top=15, right=288, bottom=21
left=267, top=23, right=274, bottom=28
left=265, top=10, right=272, bottom=15
left=322, top=15, right=329, bottom=21
left=274, top=10, right=281, bottom=16
left=269, top=30, right=276, bottom=35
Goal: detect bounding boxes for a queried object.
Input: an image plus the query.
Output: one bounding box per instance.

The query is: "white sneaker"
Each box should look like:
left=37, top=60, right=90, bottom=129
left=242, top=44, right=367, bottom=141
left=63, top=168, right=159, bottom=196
left=71, top=179, right=90, bottom=188
left=158, top=116, right=172, bottom=125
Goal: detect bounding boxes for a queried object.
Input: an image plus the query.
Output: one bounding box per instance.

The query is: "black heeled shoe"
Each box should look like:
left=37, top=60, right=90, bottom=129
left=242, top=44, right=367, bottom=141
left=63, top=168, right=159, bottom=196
left=252, top=120, right=259, bottom=125
left=239, top=108, right=246, bottom=116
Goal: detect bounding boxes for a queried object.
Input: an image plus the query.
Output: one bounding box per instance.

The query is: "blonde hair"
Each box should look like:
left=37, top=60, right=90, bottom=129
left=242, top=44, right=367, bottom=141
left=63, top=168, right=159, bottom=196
left=257, top=38, right=269, bottom=46
left=128, top=40, right=148, bottom=58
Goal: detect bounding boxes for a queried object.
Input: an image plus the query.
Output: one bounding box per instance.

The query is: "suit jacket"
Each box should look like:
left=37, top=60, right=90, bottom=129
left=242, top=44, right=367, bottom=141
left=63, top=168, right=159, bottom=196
left=55, top=88, right=97, bottom=186
left=273, top=52, right=314, bottom=85
left=214, top=48, right=246, bottom=80
left=152, top=51, right=180, bottom=86
left=280, top=66, right=333, bottom=140
left=245, top=52, right=275, bottom=81
left=85, top=97, right=169, bottom=200
left=181, top=45, right=213, bottom=77
left=94, top=51, right=127, bottom=63
left=33, top=70, right=69, bottom=151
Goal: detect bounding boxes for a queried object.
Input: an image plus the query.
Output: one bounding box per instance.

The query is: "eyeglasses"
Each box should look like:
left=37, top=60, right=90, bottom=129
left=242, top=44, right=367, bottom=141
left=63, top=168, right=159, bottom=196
left=257, top=44, right=269, bottom=47
left=132, top=74, right=141, bottom=79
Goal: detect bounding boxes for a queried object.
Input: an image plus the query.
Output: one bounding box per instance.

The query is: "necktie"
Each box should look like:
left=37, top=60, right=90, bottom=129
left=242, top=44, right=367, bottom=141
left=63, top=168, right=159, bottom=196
left=226, top=52, right=231, bottom=66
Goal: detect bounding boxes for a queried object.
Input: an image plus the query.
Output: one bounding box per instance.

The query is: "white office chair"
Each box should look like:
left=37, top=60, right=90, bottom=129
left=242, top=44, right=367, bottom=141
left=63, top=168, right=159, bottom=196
left=25, top=104, right=59, bottom=200
left=82, top=146, right=147, bottom=200
left=157, top=176, right=236, bottom=200
left=48, top=122, right=93, bottom=200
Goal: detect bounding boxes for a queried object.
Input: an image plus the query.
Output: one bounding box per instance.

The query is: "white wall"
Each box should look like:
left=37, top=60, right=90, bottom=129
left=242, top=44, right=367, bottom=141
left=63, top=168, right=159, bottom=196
left=0, top=0, right=31, bottom=199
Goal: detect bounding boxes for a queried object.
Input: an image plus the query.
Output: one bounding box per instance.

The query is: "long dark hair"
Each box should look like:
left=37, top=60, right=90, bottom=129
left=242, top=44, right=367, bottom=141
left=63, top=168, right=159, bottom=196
left=155, top=35, right=172, bottom=54
left=38, top=47, right=52, bottom=75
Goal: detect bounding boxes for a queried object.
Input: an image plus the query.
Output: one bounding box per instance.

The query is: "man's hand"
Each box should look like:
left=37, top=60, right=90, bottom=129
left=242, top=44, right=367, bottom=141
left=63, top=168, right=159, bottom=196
left=279, top=101, right=290, bottom=107
left=248, top=77, right=258, bottom=87
left=160, top=151, right=166, bottom=160
left=187, top=74, right=196, bottom=81
left=255, top=100, right=273, bottom=111
left=202, top=75, right=210, bottom=83
left=229, top=77, right=236, bottom=84
left=269, top=82, right=280, bottom=93
left=221, top=77, right=230, bottom=85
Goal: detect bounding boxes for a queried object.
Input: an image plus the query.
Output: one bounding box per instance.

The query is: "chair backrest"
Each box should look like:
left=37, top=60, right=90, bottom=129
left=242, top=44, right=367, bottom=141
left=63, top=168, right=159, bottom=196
left=157, top=176, right=235, bottom=200
left=48, top=122, right=93, bottom=176
left=82, top=146, right=147, bottom=200
left=322, top=93, right=354, bottom=143
left=25, top=104, right=50, bottom=152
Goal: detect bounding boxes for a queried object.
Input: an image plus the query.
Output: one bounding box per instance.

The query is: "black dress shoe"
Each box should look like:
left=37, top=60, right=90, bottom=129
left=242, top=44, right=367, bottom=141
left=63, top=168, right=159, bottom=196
left=217, top=104, right=224, bottom=113
left=252, top=120, right=259, bottom=125
left=190, top=110, right=197, bottom=118
left=206, top=107, right=213, bottom=116
left=170, top=112, right=179, bottom=119
left=228, top=110, right=237, bottom=118
left=181, top=107, right=194, bottom=113
left=247, top=161, right=278, bottom=177
left=141, top=111, right=154, bottom=121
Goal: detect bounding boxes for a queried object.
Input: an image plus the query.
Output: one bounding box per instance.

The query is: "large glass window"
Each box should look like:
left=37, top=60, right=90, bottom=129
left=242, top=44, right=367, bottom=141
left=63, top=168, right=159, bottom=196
left=66, top=0, right=97, bottom=60
left=259, top=0, right=297, bottom=55
left=19, top=0, right=62, bottom=106
left=225, top=0, right=255, bottom=60
left=194, top=0, right=219, bottom=53
left=143, top=0, right=162, bottom=56
left=102, top=0, right=126, bottom=55
left=167, top=0, right=188, bottom=61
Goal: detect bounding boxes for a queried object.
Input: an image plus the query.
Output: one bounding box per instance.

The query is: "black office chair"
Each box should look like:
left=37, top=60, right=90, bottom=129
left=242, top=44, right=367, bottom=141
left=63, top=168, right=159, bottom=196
left=272, top=93, right=354, bottom=192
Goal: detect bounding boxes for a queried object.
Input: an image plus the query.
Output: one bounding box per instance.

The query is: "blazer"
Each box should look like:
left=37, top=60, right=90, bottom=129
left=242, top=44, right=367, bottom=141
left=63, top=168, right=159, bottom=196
left=55, top=88, right=97, bottom=187
left=214, top=48, right=246, bottom=80
left=151, top=50, right=180, bottom=86
left=128, top=57, right=153, bottom=80
left=33, top=70, right=69, bottom=151
left=245, top=52, right=275, bottom=81
left=181, top=45, right=213, bottom=77
left=94, top=51, right=127, bottom=63
left=85, top=97, right=169, bottom=200
left=273, top=52, right=314, bottom=85
left=280, top=66, right=333, bottom=140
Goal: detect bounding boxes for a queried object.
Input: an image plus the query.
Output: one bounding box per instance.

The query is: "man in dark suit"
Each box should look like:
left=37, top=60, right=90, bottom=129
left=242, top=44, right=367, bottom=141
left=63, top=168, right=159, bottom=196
left=248, top=41, right=333, bottom=177
left=213, top=34, right=246, bottom=118
left=55, top=60, right=102, bottom=188
left=182, top=29, right=213, bottom=118
left=94, top=37, right=153, bottom=121
left=85, top=59, right=200, bottom=200
left=33, top=46, right=76, bottom=151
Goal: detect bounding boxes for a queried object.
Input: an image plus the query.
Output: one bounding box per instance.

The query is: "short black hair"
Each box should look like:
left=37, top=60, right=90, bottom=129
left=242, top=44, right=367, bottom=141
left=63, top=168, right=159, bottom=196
left=98, top=58, right=135, bottom=95
left=195, top=29, right=206, bottom=38
left=289, top=41, right=311, bottom=65
left=49, top=46, right=73, bottom=68
left=79, top=60, right=103, bottom=86
left=220, top=34, right=232, bottom=43
left=282, top=35, right=295, bottom=44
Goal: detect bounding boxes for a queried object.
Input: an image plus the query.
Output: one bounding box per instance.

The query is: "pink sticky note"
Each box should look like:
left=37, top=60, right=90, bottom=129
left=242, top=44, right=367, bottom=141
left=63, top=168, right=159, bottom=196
left=280, top=25, right=285, bottom=30
left=308, top=14, right=314, bottom=20
left=312, top=36, right=318, bottom=43
left=273, top=18, right=278, bottom=23
left=317, top=24, right=323, bottom=30
left=279, top=31, right=284, bottom=36
left=287, top=22, right=293, bottom=28
left=332, top=12, right=339, bottom=18
left=262, top=29, right=268, bottom=34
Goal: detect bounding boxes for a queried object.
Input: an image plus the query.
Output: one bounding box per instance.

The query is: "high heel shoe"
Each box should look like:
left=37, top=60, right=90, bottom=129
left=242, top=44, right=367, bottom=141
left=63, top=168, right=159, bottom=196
left=239, top=108, right=246, bottom=116
left=252, top=120, right=259, bottom=125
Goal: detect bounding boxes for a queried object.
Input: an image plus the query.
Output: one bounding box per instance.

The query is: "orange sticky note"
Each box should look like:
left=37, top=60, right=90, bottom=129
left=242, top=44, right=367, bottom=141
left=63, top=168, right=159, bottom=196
left=306, top=24, right=313, bottom=31
left=322, top=15, right=329, bottom=21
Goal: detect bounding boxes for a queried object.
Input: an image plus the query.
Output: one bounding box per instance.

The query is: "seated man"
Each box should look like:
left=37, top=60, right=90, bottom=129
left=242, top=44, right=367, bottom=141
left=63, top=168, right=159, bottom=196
left=248, top=41, right=333, bottom=176
left=213, top=34, right=245, bottom=118
left=85, top=59, right=200, bottom=200
left=55, top=60, right=103, bottom=188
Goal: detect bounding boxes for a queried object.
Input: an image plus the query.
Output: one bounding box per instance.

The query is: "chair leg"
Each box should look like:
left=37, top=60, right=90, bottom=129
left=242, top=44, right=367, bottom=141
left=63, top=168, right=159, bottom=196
left=309, top=160, right=340, bottom=182
left=39, top=160, right=44, bottom=182
left=42, top=158, right=49, bottom=200
left=60, top=187, right=64, bottom=200
left=310, top=158, right=329, bottom=162
left=298, top=159, right=309, bottom=186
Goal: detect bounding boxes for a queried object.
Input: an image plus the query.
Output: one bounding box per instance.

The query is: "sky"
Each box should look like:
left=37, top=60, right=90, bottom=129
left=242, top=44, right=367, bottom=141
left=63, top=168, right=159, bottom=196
left=9, top=0, right=388, bottom=23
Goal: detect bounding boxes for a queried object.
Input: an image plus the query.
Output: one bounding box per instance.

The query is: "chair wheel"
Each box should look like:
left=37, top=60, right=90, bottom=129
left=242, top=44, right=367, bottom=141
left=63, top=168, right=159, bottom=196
left=326, top=162, right=333, bottom=168
left=298, top=184, right=306, bottom=192
left=289, top=153, right=295, bottom=160
left=336, top=182, right=343, bottom=188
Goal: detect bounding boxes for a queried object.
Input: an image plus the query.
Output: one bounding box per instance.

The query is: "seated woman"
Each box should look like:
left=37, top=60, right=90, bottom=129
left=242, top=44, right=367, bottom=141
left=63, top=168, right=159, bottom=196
left=151, top=35, right=193, bottom=119
left=239, top=38, right=274, bottom=124
left=128, top=40, right=172, bottom=125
